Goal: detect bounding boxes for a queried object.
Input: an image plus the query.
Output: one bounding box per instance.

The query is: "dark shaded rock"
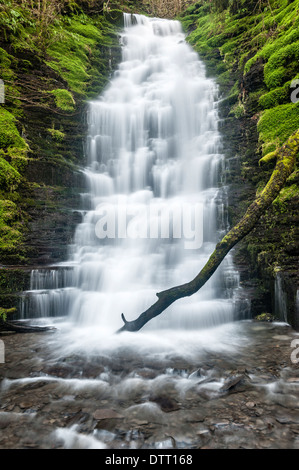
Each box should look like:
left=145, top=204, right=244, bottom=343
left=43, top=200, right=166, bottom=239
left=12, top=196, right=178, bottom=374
left=93, top=409, right=124, bottom=431
left=148, top=395, right=180, bottom=413
left=220, top=375, right=246, bottom=394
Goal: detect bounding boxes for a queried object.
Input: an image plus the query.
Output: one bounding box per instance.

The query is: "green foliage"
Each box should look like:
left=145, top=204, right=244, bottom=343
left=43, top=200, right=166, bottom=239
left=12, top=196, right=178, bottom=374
left=182, top=0, right=299, bottom=161
left=0, top=199, right=25, bottom=262
left=0, top=155, right=21, bottom=191
left=0, top=1, right=35, bottom=42
left=47, top=127, right=65, bottom=142
left=263, top=41, right=299, bottom=89
left=259, top=82, right=290, bottom=109
left=255, top=312, right=275, bottom=322
left=4, top=147, right=28, bottom=173
left=46, top=36, right=92, bottom=95
left=0, top=307, right=7, bottom=321
left=257, top=103, right=299, bottom=155
left=49, top=88, right=76, bottom=111
left=0, top=108, right=26, bottom=150
left=230, top=103, right=245, bottom=118
left=67, top=18, right=104, bottom=40
left=273, top=184, right=299, bottom=207
left=46, top=15, right=117, bottom=95
left=0, top=1, right=124, bottom=265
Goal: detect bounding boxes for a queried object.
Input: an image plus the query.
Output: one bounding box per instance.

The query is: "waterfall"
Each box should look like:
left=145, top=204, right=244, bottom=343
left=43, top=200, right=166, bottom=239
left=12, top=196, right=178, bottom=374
left=20, top=14, right=247, bottom=334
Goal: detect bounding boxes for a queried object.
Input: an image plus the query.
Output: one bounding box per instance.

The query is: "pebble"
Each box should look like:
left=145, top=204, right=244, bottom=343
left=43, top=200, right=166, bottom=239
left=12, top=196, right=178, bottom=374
left=246, top=402, right=256, bottom=409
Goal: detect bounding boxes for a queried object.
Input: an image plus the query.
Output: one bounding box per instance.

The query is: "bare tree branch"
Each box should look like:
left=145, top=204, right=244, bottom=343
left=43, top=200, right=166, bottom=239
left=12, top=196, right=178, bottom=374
left=117, top=130, right=299, bottom=333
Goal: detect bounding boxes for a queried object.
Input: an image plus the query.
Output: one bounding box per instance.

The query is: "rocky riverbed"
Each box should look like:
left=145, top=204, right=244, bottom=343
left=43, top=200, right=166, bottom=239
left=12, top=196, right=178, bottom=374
left=0, top=320, right=299, bottom=449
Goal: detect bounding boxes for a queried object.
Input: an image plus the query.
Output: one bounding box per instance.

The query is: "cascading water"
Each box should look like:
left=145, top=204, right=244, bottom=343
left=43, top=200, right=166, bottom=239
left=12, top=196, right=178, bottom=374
left=20, top=14, right=248, bottom=336
left=5, top=14, right=299, bottom=452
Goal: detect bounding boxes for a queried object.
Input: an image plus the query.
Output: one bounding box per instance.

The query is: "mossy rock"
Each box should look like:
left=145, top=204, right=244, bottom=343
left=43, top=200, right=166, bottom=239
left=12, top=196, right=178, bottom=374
left=48, top=89, right=75, bottom=112
left=0, top=108, right=27, bottom=149
left=0, top=307, right=16, bottom=321
left=47, top=127, right=65, bottom=142
left=0, top=156, right=22, bottom=191
left=103, top=9, right=124, bottom=27
left=257, top=103, right=299, bottom=155
left=255, top=313, right=276, bottom=322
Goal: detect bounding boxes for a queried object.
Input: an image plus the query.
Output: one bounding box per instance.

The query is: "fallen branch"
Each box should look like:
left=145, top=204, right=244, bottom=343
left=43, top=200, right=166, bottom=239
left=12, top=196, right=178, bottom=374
left=117, top=130, right=299, bottom=333
left=0, top=308, right=55, bottom=333
left=0, top=320, right=55, bottom=333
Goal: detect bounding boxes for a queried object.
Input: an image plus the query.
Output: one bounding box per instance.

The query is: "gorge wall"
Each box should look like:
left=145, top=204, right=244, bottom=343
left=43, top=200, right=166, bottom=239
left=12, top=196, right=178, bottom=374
left=0, top=1, right=124, bottom=313
left=179, top=0, right=299, bottom=329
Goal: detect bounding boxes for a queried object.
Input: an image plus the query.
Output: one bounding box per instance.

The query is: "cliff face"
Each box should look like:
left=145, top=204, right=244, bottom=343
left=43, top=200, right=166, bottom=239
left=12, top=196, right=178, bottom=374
left=0, top=2, right=125, bottom=313
left=180, top=0, right=299, bottom=329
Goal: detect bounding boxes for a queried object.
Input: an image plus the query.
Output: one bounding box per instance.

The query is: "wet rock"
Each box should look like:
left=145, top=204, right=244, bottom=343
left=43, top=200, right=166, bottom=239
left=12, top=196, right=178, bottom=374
left=93, top=409, right=124, bottom=420
left=276, top=414, right=299, bottom=425
left=93, top=409, right=124, bottom=432
left=220, top=375, right=246, bottom=393
left=148, top=395, right=180, bottom=413
left=19, top=401, right=37, bottom=410
left=186, top=414, right=205, bottom=423
left=134, top=368, right=159, bottom=379
left=65, top=411, right=90, bottom=427
left=43, top=365, right=74, bottom=378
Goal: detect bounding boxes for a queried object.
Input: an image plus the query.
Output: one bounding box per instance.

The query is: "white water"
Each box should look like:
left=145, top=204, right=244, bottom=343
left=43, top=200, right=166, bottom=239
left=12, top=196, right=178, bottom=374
left=20, top=14, right=249, bottom=348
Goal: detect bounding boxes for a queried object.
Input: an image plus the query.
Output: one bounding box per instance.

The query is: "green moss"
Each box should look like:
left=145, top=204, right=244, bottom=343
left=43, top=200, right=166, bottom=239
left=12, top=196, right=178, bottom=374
left=259, top=150, right=277, bottom=167
left=0, top=108, right=27, bottom=150
left=0, top=306, right=17, bottom=321
left=0, top=307, right=7, bottom=321
left=259, top=82, right=291, bottom=109
left=47, top=127, right=65, bottom=142
left=66, top=19, right=105, bottom=41
left=0, top=155, right=21, bottom=191
left=264, top=66, right=287, bottom=90
left=230, top=103, right=245, bottom=119
left=48, top=88, right=75, bottom=112
left=264, top=41, right=299, bottom=89
left=255, top=312, right=275, bottom=322
left=258, top=103, right=299, bottom=155
left=0, top=199, right=19, bottom=225
left=46, top=15, right=118, bottom=96
left=0, top=199, right=25, bottom=262
left=47, top=40, right=91, bottom=95
left=4, top=147, right=28, bottom=173
left=274, top=184, right=299, bottom=206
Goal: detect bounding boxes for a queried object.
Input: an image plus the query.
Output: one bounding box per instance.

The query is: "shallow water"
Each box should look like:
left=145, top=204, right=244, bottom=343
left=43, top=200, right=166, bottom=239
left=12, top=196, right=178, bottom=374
left=1, top=320, right=299, bottom=449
